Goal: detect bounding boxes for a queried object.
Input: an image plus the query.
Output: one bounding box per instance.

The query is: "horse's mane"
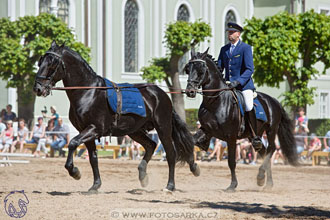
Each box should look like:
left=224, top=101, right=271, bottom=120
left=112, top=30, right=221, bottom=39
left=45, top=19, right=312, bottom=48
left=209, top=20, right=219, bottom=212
left=197, top=52, right=223, bottom=76
left=59, top=46, right=98, bottom=77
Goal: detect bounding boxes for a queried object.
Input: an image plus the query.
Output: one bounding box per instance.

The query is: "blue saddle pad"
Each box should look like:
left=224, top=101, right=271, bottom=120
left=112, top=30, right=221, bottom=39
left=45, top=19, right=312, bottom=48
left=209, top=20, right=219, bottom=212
left=104, top=78, right=146, bottom=117
left=254, top=98, right=267, bottom=122
left=236, top=94, right=267, bottom=122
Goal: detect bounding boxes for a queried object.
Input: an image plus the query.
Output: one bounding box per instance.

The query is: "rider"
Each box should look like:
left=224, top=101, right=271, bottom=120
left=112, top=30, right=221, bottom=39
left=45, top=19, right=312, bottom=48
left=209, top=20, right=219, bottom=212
left=217, top=22, right=262, bottom=149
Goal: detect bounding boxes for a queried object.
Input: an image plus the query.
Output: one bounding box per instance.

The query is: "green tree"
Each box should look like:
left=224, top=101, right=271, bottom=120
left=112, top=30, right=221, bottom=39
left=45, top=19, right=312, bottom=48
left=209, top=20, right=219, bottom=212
left=0, top=13, right=90, bottom=125
left=242, top=10, right=330, bottom=114
left=141, top=20, right=212, bottom=120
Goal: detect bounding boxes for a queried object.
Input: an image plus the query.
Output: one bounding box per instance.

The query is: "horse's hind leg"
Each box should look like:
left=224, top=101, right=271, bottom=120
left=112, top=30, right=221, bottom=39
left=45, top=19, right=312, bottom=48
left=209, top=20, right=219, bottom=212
left=85, top=140, right=101, bottom=192
left=129, top=131, right=157, bottom=188
left=226, top=139, right=238, bottom=192
left=257, top=131, right=276, bottom=189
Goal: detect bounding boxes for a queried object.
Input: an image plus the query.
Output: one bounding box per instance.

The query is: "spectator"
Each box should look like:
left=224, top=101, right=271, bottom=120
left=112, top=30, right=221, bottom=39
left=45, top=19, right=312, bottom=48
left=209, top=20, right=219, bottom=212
left=237, top=139, right=257, bottom=165
left=270, top=134, right=285, bottom=165
left=207, top=139, right=227, bottom=162
left=295, top=125, right=308, bottom=159
left=11, top=119, right=29, bottom=153
left=131, top=141, right=141, bottom=160
left=0, top=108, right=6, bottom=120
left=42, top=106, right=59, bottom=127
left=119, top=135, right=131, bottom=158
left=34, top=120, right=55, bottom=157
left=0, top=120, right=14, bottom=152
left=295, top=107, right=309, bottom=133
left=323, top=130, right=330, bottom=165
left=149, top=131, right=166, bottom=161
left=307, top=133, right=322, bottom=159
left=27, top=117, right=46, bottom=154
left=50, top=118, right=70, bottom=157
left=3, top=104, right=17, bottom=122
left=0, top=117, right=6, bottom=134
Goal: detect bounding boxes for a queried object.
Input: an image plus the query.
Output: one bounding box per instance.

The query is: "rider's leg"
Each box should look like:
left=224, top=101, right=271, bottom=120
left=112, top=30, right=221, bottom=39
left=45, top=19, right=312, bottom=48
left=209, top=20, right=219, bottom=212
left=242, top=89, right=262, bottom=151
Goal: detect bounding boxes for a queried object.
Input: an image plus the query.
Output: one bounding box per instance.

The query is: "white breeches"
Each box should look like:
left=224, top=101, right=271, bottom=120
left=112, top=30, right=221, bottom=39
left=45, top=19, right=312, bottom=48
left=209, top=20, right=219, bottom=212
left=242, top=89, right=254, bottom=111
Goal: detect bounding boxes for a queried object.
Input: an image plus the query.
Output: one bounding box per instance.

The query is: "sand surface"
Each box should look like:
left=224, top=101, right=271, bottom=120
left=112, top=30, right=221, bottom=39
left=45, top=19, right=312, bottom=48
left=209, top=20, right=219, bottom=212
left=0, top=157, right=329, bottom=220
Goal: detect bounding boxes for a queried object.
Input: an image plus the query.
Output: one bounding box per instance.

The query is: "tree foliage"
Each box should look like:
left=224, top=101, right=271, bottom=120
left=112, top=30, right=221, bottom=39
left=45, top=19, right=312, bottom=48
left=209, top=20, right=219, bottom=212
left=0, top=13, right=90, bottom=124
left=141, top=20, right=211, bottom=120
left=242, top=10, right=330, bottom=113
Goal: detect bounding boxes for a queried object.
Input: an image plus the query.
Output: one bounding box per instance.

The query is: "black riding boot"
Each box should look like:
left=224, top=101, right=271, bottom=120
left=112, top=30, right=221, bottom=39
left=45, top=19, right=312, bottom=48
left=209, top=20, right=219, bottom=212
left=247, top=110, right=262, bottom=151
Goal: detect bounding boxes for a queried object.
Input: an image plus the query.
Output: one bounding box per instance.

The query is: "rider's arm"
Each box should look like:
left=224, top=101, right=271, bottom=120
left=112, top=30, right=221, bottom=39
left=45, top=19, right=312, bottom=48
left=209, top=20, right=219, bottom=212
left=236, top=44, right=254, bottom=86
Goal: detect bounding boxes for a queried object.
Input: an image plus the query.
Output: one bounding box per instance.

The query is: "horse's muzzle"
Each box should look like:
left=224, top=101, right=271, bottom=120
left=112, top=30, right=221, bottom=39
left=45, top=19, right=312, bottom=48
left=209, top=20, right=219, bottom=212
left=33, top=83, right=49, bottom=97
left=185, top=85, right=197, bottom=98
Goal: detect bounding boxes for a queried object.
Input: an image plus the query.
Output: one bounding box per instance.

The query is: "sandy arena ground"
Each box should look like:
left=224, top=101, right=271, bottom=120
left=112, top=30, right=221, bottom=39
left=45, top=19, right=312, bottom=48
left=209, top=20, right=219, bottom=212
left=0, top=157, right=329, bottom=220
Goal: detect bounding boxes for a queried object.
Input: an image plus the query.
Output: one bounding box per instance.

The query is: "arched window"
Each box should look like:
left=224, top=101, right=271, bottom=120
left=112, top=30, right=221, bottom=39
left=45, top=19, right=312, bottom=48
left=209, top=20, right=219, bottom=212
left=224, top=10, right=236, bottom=45
left=39, top=0, right=51, bottom=14
left=124, top=0, right=139, bottom=73
left=177, top=4, right=190, bottom=75
left=177, top=4, right=189, bottom=22
left=58, top=0, right=70, bottom=24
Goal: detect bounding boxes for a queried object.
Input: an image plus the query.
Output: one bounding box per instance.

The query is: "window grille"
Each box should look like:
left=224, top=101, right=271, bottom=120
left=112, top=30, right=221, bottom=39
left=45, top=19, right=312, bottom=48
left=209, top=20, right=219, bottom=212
left=124, top=0, right=139, bottom=73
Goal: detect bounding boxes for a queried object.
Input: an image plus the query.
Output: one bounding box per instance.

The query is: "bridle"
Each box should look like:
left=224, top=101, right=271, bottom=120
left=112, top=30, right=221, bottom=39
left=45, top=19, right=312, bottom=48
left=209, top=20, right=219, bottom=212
left=35, top=51, right=67, bottom=92
left=186, top=58, right=209, bottom=89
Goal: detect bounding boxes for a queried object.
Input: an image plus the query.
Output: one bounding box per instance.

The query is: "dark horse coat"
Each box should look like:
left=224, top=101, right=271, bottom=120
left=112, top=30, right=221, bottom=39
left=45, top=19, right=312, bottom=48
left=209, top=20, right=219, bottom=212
left=185, top=48, right=298, bottom=191
left=33, top=41, right=199, bottom=192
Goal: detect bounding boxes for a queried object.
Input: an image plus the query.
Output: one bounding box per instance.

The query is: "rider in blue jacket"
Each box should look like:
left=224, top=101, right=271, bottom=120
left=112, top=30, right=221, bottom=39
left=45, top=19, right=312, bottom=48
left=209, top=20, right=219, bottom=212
left=217, top=22, right=262, bottom=149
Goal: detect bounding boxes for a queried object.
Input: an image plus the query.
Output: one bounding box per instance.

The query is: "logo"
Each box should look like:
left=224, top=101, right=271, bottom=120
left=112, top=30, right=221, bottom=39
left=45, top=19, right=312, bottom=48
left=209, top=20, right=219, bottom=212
left=4, top=190, right=29, bottom=218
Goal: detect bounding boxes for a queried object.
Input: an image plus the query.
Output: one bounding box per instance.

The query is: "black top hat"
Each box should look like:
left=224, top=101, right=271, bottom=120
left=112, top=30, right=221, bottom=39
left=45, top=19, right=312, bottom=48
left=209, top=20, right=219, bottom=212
left=226, top=22, right=243, bottom=32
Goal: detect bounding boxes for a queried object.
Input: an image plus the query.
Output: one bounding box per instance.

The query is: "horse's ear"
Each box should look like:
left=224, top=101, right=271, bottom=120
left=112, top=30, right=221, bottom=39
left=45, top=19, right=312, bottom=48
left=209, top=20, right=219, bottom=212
left=51, top=40, right=57, bottom=49
left=191, top=47, right=196, bottom=58
left=201, top=47, right=209, bottom=59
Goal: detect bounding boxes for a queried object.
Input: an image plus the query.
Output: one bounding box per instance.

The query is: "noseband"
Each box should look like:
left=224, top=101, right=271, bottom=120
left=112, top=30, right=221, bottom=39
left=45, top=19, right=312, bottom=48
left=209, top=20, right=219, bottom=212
left=35, top=51, right=66, bottom=92
left=187, top=59, right=209, bottom=88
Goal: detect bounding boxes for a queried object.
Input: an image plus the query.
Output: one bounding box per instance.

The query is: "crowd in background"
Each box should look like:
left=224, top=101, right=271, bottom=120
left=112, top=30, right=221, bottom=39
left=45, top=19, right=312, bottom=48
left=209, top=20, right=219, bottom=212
left=0, top=105, right=70, bottom=158
left=0, top=105, right=329, bottom=165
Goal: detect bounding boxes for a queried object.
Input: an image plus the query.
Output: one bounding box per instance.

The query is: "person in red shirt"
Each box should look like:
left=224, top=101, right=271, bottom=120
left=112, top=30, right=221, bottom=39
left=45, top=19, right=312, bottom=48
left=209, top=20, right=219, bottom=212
left=307, top=133, right=321, bottom=159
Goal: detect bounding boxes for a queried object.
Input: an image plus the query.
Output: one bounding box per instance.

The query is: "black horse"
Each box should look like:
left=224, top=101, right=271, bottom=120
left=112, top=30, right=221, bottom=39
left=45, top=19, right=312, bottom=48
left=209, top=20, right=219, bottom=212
left=185, top=48, right=298, bottom=191
left=33, top=41, right=200, bottom=192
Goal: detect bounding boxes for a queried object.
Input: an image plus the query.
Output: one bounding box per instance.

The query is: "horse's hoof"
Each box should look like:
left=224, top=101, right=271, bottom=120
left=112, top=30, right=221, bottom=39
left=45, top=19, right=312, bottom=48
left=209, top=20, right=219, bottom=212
left=87, top=188, right=98, bottom=194
left=139, top=174, right=149, bottom=188
left=72, top=167, right=81, bottom=180
left=257, top=175, right=265, bottom=186
left=164, top=183, right=175, bottom=192
left=162, top=188, right=174, bottom=194
left=225, top=187, right=236, bottom=193
left=262, top=185, right=273, bottom=192
left=191, top=163, right=200, bottom=177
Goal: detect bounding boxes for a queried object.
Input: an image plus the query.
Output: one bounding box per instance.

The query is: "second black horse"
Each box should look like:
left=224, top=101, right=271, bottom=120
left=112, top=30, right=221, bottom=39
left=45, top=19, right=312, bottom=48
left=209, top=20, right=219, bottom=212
left=185, top=48, right=298, bottom=192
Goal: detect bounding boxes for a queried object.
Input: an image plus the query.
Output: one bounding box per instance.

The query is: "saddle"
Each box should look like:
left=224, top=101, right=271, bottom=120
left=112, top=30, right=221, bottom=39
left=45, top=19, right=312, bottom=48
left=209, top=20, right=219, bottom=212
left=232, top=90, right=267, bottom=136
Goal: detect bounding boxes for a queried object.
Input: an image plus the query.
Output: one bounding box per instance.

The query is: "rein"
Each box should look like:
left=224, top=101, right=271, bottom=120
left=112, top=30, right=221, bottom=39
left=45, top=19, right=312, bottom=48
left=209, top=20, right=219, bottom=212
left=51, top=85, right=232, bottom=94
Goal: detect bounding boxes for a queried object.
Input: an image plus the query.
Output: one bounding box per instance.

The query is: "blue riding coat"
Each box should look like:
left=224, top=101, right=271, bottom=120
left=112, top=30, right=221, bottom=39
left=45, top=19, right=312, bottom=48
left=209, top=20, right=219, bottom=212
left=217, top=40, right=255, bottom=91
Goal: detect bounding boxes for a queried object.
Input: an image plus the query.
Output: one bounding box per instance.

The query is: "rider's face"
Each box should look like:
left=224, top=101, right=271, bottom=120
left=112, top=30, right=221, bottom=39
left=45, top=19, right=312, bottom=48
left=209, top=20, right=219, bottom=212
left=227, top=31, right=240, bottom=43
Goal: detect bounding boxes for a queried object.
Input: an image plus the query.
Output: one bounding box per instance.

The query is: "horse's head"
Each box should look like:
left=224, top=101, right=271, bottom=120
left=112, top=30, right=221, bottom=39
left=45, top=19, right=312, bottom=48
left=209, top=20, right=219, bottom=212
left=34, top=41, right=66, bottom=97
left=185, top=48, right=209, bottom=98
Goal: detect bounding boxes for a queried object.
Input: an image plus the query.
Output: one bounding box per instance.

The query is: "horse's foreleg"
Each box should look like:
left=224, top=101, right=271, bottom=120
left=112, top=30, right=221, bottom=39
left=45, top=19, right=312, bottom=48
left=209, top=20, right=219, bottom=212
left=226, top=140, right=238, bottom=192
left=64, top=125, right=97, bottom=183
left=193, top=128, right=212, bottom=151
left=85, top=140, right=101, bottom=192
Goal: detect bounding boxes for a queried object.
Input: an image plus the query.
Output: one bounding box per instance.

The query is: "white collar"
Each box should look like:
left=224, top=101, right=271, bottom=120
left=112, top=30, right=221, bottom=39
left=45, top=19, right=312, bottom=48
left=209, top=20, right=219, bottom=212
left=231, top=40, right=239, bottom=47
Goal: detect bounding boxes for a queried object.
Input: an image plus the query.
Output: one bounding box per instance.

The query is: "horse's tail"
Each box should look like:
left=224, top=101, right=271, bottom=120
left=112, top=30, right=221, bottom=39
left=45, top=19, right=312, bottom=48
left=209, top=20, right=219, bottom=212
left=171, top=110, right=194, bottom=163
left=277, top=106, right=299, bottom=166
